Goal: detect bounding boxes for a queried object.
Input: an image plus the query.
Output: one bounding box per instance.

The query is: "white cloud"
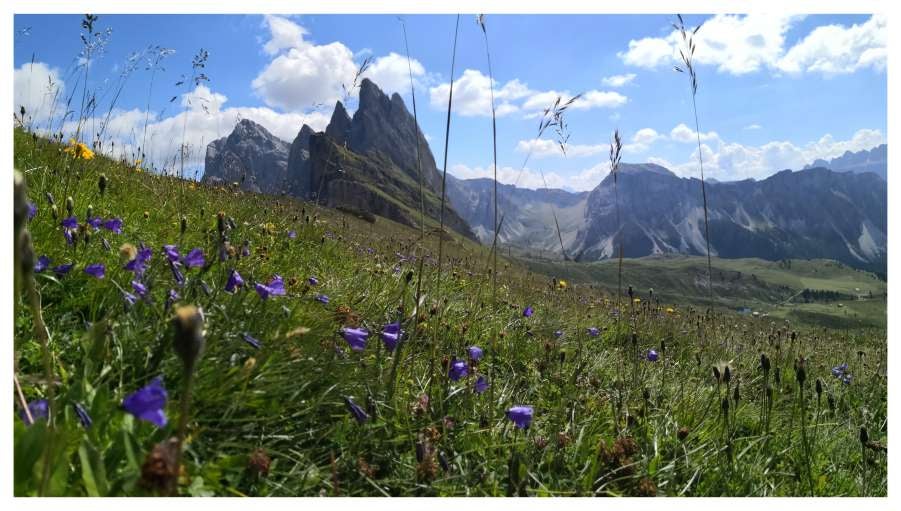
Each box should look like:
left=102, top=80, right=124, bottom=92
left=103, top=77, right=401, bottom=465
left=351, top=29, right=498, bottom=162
left=743, top=123, right=762, bottom=130
left=253, top=16, right=426, bottom=112
left=449, top=162, right=610, bottom=192
left=58, top=84, right=330, bottom=174
left=14, top=61, right=65, bottom=126
left=361, top=52, right=426, bottom=97
left=430, top=69, right=626, bottom=118
left=776, top=15, right=886, bottom=74
left=618, top=14, right=885, bottom=76
left=601, top=73, right=637, bottom=87
left=428, top=69, right=530, bottom=117
left=670, top=123, right=719, bottom=143
left=624, top=127, right=664, bottom=153
left=657, top=128, right=885, bottom=181
left=515, top=138, right=608, bottom=158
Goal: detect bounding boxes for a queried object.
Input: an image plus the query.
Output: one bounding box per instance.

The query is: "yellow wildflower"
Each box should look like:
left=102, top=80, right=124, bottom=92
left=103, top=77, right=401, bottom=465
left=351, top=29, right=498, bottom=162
left=63, top=139, right=95, bottom=160
left=557, top=279, right=568, bottom=290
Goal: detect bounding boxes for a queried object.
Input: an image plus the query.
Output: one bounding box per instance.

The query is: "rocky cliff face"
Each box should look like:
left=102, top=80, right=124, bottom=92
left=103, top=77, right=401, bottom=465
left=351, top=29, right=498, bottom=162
left=346, top=79, right=443, bottom=192
left=308, top=133, right=475, bottom=239
left=203, top=79, right=475, bottom=241
left=286, top=124, right=315, bottom=197
left=202, top=119, right=290, bottom=194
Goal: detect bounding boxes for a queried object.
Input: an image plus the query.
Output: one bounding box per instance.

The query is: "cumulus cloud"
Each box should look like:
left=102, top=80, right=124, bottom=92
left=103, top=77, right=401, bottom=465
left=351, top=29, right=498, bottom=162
left=56, top=84, right=330, bottom=174
left=429, top=69, right=530, bottom=117
left=658, top=128, right=885, bottom=181
left=14, top=61, right=65, bottom=126
left=252, top=15, right=426, bottom=112
left=776, top=15, right=886, bottom=74
left=449, top=162, right=610, bottom=192
left=670, top=123, right=719, bottom=143
left=429, top=69, right=626, bottom=118
left=624, top=127, right=664, bottom=153
left=515, top=138, right=608, bottom=159
left=618, top=14, right=885, bottom=76
left=361, top=52, right=426, bottom=97
left=601, top=73, right=636, bottom=87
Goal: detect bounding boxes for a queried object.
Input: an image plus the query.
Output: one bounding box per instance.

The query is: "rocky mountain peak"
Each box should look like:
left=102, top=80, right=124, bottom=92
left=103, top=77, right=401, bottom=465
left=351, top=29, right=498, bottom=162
left=325, top=101, right=352, bottom=145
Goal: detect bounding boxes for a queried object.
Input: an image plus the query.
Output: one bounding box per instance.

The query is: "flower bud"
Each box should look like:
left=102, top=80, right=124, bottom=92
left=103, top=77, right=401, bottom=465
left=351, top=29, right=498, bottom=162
left=87, top=204, right=94, bottom=219
left=173, top=305, right=206, bottom=369
left=65, top=196, right=74, bottom=216
left=98, top=174, right=108, bottom=195
left=180, top=216, right=187, bottom=235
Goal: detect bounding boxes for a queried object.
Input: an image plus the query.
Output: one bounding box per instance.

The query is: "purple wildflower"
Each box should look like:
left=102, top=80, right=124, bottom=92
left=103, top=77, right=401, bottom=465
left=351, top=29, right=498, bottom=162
left=124, top=246, right=153, bottom=274
left=241, top=333, right=262, bottom=349
left=468, top=346, right=484, bottom=361
left=102, top=217, right=123, bottom=234
left=342, top=327, right=369, bottom=352
left=61, top=216, right=78, bottom=230
left=163, top=244, right=180, bottom=262
left=225, top=269, right=244, bottom=292
left=474, top=375, right=489, bottom=394
left=84, top=263, right=106, bottom=279
left=449, top=359, right=468, bottom=381
left=308, top=276, right=319, bottom=286
left=647, top=349, right=659, bottom=362
left=27, top=202, right=37, bottom=220
left=315, top=294, right=330, bottom=304
left=132, top=280, right=148, bottom=298
left=35, top=255, right=50, bottom=273
left=506, top=405, right=534, bottom=429
left=183, top=248, right=205, bottom=269
left=63, top=229, right=74, bottom=245
left=122, top=377, right=168, bottom=427
left=523, top=306, right=534, bottom=317
left=587, top=327, right=600, bottom=337
left=554, top=330, right=564, bottom=338
left=255, top=275, right=286, bottom=300
left=87, top=216, right=103, bottom=229
left=122, top=291, right=138, bottom=306
left=165, top=289, right=179, bottom=311
left=19, top=399, right=49, bottom=426
left=344, top=396, right=369, bottom=424
left=168, top=260, right=184, bottom=285
left=74, top=402, right=92, bottom=428
left=381, top=322, right=402, bottom=351
left=288, top=230, right=297, bottom=239
left=53, top=263, right=74, bottom=276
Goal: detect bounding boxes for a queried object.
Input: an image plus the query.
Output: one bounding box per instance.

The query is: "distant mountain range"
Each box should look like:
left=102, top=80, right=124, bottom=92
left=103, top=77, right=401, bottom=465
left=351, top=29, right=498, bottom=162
left=202, top=79, right=886, bottom=274
left=804, top=144, right=886, bottom=180
left=450, top=163, right=886, bottom=273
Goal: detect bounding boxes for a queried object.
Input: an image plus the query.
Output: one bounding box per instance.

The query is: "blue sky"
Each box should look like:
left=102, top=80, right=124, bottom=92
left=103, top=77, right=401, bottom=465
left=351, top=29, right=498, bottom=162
left=14, top=13, right=886, bottom=190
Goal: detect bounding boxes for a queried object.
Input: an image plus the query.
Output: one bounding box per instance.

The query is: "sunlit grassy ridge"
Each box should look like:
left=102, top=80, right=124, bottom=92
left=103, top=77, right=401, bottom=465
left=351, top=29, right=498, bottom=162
left=524, top=256, right=887, bottom=329
left=13, top=129, right=886, bottom=496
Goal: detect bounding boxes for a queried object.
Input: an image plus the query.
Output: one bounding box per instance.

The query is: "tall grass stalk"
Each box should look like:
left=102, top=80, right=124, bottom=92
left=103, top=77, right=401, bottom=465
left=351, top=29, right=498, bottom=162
left=673, top=15, right=712, bottom=299
left=477, top=13, right=500, bottom=413
left=431, top=13, right=461, bottom=398
left=386, top=17, right=426, bottom=401
left=609, top=130, right=624, bottom=304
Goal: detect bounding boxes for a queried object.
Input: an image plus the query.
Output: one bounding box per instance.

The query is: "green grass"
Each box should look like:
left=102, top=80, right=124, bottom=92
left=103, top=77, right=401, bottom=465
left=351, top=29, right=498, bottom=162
left=13, top=129, right=887, bottom=497
left=524, top=255, right=886, bottom=329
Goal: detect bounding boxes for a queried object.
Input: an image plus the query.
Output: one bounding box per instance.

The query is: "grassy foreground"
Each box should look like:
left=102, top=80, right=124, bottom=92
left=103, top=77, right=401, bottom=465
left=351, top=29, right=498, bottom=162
left=13, top=129, right=887, bottom=496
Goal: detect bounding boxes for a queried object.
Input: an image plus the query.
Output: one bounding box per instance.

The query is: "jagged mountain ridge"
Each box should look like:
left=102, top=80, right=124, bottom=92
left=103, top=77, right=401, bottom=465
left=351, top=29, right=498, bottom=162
left=203, top=79, right=474, bottom=239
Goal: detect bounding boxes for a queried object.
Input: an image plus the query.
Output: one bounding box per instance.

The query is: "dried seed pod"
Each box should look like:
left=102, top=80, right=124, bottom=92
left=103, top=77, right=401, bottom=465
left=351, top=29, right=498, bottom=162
left=98, top=174, right=108, bottom=195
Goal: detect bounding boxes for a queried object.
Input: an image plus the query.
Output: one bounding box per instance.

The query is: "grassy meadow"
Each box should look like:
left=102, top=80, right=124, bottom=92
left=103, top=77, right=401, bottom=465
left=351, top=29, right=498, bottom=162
left=12, top=128, right=887, bottom=496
